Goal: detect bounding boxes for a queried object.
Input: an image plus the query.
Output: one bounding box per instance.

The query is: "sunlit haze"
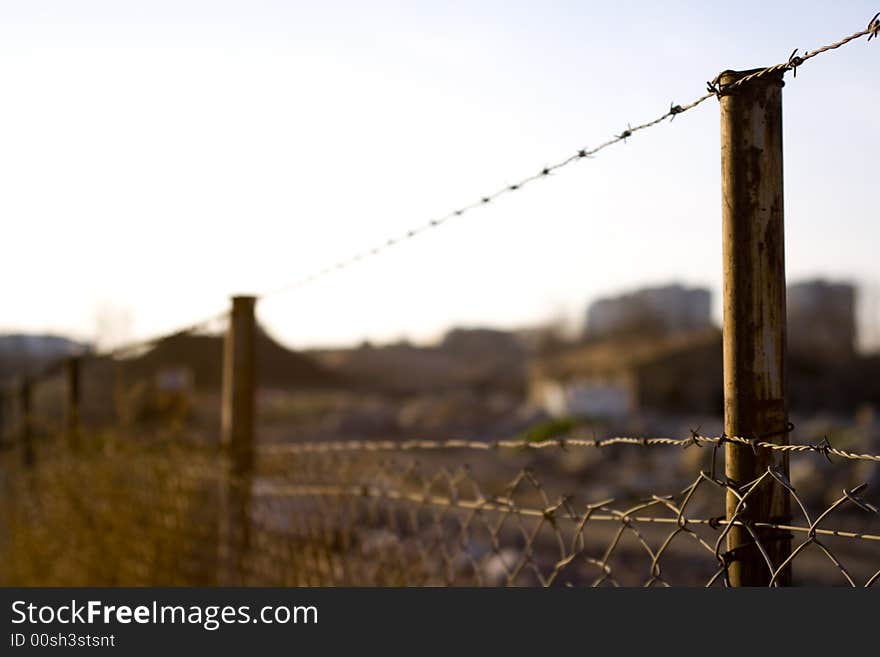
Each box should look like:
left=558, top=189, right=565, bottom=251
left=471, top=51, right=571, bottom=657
left=2, top=1, right=878, bottom=350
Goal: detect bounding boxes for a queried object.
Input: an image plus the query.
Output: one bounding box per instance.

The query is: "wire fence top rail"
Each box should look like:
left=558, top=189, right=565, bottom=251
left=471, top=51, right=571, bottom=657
left=258, top=430, right=880, bottom=463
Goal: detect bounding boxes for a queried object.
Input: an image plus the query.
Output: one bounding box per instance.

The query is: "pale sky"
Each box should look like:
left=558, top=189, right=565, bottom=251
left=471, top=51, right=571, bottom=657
left=2, top=1, right=878, bottom=350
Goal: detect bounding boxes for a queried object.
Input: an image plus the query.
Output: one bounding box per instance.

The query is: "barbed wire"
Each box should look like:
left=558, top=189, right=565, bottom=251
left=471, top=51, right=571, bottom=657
left=708, top=11, right=880, bottom=94
left=250, top=449, right=880, bottom=586
left=4, top=14, right=880, bottom=588
left=258, top=96, right=710, bottom=298
left=261, top=12, right=879, bottom=299
left=6, top=13, right=877, bottom=391
left=258, top=430, right=880, bottom=463
left=3, top=425, right=878, bottom=586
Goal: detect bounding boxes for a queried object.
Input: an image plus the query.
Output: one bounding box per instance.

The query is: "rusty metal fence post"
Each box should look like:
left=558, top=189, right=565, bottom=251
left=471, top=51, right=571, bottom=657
left=0, top=386, right=8, bottom=447
left=19, top=378, right=35, bottom=468
left=65, top=356, right=81, bottom=451
left=0, top=385, right=13, bottom=450
left=219, top=295, right=257, bottom=584
left=719, top=68, right=791, bottom=586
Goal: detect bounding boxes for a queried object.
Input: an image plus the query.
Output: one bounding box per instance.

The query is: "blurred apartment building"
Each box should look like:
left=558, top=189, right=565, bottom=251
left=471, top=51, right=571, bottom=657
left=785, top=280, right=874, bottom=410
left=584, top=284, right=711, bottom=339
left=787, top=279, right=856, bottom=362
left=536, top=284, right=720, bottom=419
left=1, top=280, right=875, bottom=440
left=0, top=334, right=88, bottom=382
left=533, top=279, right=874, bottom=419
left=530, top=328, right=722, bottom=419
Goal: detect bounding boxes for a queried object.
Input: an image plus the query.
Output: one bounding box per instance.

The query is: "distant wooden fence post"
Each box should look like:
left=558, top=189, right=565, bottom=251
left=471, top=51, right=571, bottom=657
left=65, top=356, right=81, bottom=451
left=719, top=68, right=792, bottom=586
left=0, top=386, right=11, bottom=447
left=20, top=378, right=34, bottom=467
left=219, top=295, right=257, bottom=584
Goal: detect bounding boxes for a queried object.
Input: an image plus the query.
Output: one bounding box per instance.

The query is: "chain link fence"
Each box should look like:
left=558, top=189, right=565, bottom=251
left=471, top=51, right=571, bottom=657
left=2, top=433, right=877, bottom=587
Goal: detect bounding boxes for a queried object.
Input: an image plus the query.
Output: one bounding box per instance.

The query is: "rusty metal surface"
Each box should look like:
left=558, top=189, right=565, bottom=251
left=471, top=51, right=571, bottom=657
left=221, top=296, right=257, bottom=467
left=720, top=67, right=791, bottom=586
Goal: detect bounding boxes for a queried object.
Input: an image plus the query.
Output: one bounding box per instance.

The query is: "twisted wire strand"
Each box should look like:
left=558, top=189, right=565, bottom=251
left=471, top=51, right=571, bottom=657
left=248, top=457, right=880, bottom=586
left=253, top=481, right=880, bottom=544
left=5, top=435, right=878, bottom=586
left=262, top=12, right=879, bottom=298
left=259, top=96, right=713, bottom=298
left=258, top=432, right=880, bottom=463
left=708, top=11, right=880, bottom=93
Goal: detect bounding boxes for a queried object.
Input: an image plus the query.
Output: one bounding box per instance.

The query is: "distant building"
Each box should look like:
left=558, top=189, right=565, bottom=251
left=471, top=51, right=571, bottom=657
left=787, top=280, right=856, bottom=361
left=440, top=328, right=523, bottom=359
left=311, top=327, right=527, bottom=396
left=530, top=329, right=722, bottom=418
left=0, top=334, right=87, bottom=359
left=120, top=328, right=338, bottom=390
left=0, top=334, right=90, bottom=382
left=585, top=284, right=712, bottom=339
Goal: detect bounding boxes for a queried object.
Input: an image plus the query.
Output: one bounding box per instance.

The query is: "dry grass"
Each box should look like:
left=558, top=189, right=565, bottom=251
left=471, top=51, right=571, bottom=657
left=0, top=438, right=222, bottom=586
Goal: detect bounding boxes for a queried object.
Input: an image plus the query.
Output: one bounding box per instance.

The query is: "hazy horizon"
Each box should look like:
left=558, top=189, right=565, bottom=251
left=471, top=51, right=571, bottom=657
left=3, top=1, right=878, bottom=352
